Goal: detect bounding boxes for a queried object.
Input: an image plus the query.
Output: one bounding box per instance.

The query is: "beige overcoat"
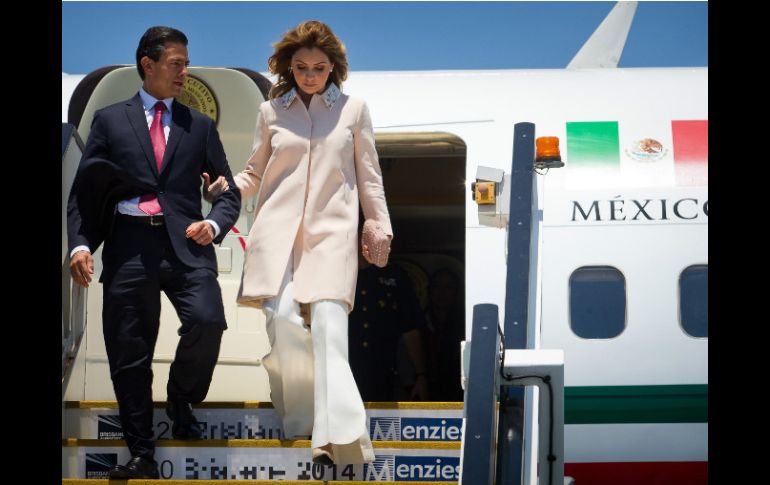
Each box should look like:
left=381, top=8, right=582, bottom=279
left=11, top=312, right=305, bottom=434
left=235, top=84, right=392, bottom=312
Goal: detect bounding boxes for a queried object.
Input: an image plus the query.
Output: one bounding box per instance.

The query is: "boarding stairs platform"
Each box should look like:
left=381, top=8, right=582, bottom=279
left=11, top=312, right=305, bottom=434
left=62, top=122, right=574, bottom=484
left=62, top=401, right=463, bottom=482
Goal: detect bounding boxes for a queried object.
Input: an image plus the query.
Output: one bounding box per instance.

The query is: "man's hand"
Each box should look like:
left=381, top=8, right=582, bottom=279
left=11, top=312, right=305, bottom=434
left=186, top=221, right=215, bottom=246
left=202, top=172, right=229, bottom=203
left=70, top=251, right=94, bottom=288
left=410, top=374, right=430, bottom=401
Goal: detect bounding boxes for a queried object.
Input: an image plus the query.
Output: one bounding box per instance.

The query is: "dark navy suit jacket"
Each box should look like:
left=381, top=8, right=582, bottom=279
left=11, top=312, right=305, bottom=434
left=67, top=93, right=241, bottom=272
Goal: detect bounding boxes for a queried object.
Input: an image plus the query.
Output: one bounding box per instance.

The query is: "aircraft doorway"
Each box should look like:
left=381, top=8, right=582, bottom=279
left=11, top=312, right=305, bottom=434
left=348, top=132, right=467, bottom=403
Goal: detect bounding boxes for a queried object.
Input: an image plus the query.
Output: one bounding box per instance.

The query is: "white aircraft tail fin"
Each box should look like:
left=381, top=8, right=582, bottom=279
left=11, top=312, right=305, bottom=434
left=567, top=1, right=638, bottom=69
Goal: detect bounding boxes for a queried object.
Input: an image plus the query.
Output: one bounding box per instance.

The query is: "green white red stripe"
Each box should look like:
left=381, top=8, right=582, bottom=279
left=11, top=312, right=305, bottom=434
left=562, top=384, right=707, bottom=484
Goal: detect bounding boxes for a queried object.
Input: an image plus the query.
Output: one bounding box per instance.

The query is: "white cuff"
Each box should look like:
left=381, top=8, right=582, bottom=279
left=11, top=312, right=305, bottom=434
left=204, top=219, right=221, bottom=239
left=70, top=245, right=91, bottom=259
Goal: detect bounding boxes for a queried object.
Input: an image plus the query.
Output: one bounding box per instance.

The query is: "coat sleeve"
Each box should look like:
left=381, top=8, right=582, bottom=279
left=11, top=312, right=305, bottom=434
left=67, top=110, right=109, bottom=254
left=234, top=103, right=272, bottom=200
left=203, top=117, right=242, bottom=244
left=353, top=100, right=393, bottom=237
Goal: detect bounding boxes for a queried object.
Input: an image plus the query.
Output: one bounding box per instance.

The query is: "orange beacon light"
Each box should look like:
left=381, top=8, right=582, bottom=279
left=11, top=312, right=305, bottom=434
left=535, top=136, right=564, bottom=169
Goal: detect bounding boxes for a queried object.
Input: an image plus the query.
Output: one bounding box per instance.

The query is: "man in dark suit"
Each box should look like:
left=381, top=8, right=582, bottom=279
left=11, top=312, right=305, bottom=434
left=67, top=26, right=241, bottom=479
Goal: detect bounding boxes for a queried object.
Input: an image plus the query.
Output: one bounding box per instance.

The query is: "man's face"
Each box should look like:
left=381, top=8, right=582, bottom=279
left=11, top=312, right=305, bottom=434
left=142, top=42, right=189, bottom=99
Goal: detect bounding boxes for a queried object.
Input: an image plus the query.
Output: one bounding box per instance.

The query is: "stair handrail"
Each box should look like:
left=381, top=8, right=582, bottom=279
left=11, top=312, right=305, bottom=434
left=62, top=123, right=87, bottom=394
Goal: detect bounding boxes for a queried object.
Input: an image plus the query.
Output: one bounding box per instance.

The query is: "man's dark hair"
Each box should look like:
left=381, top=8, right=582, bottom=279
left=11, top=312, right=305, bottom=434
left=135, top=26, right=188, bottom=80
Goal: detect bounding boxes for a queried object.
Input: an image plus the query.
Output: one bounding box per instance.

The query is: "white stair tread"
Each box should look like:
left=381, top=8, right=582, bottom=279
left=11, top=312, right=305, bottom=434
left=63, top=480, right=457, bottom=484
left=65, top=401, right=464, bottom=409
left=65, top=403, right=464, bottom=442
left=63, top=442, right=462, bottom=481
left=64, top=439, right=460, bottom=448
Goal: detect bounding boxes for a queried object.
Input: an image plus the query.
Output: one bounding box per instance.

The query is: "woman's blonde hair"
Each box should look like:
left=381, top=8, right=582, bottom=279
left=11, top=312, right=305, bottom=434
left=268, top=20, right=349, bottom=99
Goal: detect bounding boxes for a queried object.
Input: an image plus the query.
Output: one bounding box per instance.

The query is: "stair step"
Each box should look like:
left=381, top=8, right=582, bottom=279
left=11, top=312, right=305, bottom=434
left=63, top=480, right=456, bottom=484
left=63, top=440, right=461, bottom=481
left=64, top=402, right=464, bottom=442
left=63, top=439, right=460, bottom=448
left=65, top=401, right=464, bottom=409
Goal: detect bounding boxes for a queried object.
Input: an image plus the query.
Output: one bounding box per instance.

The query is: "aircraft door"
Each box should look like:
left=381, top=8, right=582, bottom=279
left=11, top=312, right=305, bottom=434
left=67, top=66, right=275, bottom=400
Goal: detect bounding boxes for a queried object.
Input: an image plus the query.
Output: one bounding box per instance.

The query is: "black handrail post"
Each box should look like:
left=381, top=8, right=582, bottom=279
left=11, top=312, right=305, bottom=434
left=496, top=122, right=537, bottom=485
left=459, top=304, right=501, bottom=485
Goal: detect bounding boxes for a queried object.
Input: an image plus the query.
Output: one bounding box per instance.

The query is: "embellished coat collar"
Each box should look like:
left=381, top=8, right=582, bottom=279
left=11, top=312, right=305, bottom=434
left=280, top=83, right=341, bottom=110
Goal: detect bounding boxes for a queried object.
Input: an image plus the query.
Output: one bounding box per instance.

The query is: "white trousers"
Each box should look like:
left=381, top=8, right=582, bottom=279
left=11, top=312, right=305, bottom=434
left=262, top=258, right=374, bottom=464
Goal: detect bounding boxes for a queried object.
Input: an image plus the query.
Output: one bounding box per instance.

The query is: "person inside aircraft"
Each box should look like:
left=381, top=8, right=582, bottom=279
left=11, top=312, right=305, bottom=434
left=214, top=20, right=391, bottom=466
left=348, top=233, right=430, bottom=403
left=422, top=268, right=465, bottom=401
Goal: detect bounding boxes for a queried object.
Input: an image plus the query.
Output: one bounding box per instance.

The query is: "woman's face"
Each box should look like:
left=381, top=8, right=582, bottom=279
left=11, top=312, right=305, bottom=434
left=290, top=47, right=334, bottom=96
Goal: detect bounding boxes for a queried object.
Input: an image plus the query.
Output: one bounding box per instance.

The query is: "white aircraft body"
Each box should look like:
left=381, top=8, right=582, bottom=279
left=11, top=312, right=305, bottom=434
left=61, top=4, right=707, bottom=483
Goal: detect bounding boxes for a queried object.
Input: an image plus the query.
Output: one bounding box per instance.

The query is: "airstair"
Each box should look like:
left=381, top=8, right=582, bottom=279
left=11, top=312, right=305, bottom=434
left=62, top=67, right=570, bottom=483
left=62, top=400, right=464, bottom=482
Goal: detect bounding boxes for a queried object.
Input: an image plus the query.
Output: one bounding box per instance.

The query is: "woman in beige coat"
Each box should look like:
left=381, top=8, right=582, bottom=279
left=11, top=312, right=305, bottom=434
left=232, top=21, right=392, bottom=465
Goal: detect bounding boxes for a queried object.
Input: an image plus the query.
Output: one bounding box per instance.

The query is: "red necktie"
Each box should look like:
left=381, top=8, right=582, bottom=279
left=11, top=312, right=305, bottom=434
left=138, top=101, right=167, bottom=215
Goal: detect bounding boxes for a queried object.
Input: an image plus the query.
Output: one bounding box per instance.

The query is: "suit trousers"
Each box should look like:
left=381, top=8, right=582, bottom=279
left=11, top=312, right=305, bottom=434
left=262, top=256, right=374, bottom=464
left=101, top=218, right=226, bottom=458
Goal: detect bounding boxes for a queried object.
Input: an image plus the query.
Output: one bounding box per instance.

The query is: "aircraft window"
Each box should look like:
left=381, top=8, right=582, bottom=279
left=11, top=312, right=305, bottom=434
left=569, top=266, right=626, bottom=339
left=680, top=265, right=708, bottom=338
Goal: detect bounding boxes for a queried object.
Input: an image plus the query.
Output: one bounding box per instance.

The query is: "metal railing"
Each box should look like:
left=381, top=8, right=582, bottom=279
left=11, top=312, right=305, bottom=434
left=62, top=123, right=87, bottom=390
left=459, top=123, right=566, bottom=485
left=62, top=260, right=87, bottom=382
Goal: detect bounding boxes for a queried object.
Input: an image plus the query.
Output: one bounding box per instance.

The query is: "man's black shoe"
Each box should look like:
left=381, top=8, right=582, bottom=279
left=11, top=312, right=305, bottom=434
left=108, top=456, right=159, bottom=479
left=166, top=400, right=204, bottom=440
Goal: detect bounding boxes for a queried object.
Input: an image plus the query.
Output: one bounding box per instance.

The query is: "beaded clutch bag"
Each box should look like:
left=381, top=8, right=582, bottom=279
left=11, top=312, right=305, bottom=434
left=361, top=219, right=390, bottom=268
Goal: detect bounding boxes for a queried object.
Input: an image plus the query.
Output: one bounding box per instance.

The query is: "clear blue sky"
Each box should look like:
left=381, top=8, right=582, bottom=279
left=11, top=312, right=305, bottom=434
left=62, top=1, right=707, bottom=74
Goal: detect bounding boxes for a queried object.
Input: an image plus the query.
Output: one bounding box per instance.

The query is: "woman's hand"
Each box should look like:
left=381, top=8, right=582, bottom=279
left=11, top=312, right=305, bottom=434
left=361, top=220, right=392, bottom=267
left=202, top=172, right=230, bottom=202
